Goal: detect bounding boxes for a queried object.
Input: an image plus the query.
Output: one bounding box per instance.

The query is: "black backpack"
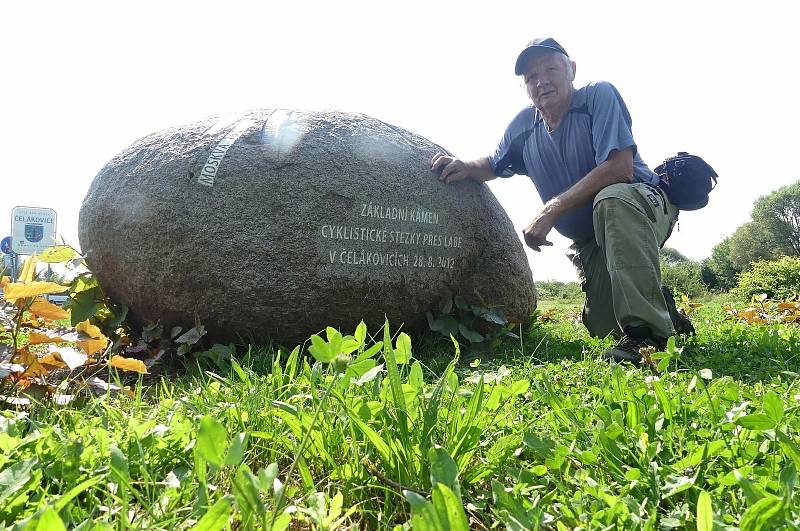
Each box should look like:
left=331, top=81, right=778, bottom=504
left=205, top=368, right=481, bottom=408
left=654, top=152, right=718, bottom=211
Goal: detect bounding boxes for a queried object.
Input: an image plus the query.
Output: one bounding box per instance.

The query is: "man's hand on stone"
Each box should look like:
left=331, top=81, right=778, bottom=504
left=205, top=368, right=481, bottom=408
left=523, top=212, right=556, bottom=252
left=431, top=153, right=469, bottom=184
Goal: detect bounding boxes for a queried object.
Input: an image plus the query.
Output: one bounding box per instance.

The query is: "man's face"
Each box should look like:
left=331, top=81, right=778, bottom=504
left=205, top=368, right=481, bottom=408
left=522, top=52, right=576, bottom=114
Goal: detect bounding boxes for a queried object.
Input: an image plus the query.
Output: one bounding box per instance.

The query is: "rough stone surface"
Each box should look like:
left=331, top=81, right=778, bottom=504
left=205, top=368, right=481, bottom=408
left=79, top=110, right=536, bottom=344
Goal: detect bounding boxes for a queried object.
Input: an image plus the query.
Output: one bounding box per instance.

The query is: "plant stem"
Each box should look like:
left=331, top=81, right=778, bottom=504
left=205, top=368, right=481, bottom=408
left=269, top=369, right=338, bottom=529
left=361, top=457, right=428, bottom=496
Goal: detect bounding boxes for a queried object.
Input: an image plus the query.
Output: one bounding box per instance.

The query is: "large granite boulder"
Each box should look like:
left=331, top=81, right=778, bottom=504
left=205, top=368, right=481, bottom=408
left=79, top=110, right=536, bottom=344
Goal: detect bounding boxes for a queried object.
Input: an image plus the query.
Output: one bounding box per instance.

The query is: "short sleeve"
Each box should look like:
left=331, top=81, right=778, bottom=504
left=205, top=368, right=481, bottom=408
left=588, top=82, right=637, bottom=165
left=487, top=108, right=536, bottom=177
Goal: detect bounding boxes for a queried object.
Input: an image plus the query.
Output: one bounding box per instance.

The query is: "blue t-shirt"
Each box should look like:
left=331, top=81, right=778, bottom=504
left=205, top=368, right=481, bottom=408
left=488, top=81, right=658, bottom=242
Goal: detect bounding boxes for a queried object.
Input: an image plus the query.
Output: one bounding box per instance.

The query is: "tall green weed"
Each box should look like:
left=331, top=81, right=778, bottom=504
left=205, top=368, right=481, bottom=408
left=2, top=303, right=800, bottom=528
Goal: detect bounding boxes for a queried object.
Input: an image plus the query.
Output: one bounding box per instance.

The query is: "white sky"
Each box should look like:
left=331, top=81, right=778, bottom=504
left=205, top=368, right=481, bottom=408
left=2, top=0, right=798, bottom=281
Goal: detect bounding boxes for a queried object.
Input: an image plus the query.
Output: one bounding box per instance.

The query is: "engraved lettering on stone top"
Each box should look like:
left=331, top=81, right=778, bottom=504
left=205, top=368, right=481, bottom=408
left=202, top=113, right=246, bottom=136
left=197, top=119, right=255, bottom=187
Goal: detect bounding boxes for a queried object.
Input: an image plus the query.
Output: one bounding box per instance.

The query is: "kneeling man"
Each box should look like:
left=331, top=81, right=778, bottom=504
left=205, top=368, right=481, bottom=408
left=432, top=38, right=686, bottom=365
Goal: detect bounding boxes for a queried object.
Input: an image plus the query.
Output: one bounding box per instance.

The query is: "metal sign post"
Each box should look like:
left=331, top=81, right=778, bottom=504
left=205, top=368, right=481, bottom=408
left=1, top=236, right=14, bottom=279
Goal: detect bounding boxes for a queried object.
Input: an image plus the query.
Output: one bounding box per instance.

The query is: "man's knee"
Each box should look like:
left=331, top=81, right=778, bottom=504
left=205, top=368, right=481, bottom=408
left=593, top=183, right=634, bottom=209
left=592, top=183, right=651, bottom=232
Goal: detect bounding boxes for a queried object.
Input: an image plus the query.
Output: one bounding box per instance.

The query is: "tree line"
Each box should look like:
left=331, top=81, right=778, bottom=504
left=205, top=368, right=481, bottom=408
left=661, top=180, right=800, bottom=297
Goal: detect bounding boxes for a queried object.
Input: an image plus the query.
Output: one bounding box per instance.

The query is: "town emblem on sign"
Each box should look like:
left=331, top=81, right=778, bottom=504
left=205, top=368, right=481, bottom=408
left=24, top=223, right=44, bottom=243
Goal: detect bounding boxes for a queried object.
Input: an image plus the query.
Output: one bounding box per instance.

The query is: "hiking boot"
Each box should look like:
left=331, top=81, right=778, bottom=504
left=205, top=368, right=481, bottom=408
left=661, top=285, right=696, bottom=336
left=603, top=335, right=666, bottom=367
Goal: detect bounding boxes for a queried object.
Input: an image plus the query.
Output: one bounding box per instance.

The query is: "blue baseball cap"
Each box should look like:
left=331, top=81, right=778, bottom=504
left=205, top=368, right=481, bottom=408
left=514, top=38, right=569, bottom=75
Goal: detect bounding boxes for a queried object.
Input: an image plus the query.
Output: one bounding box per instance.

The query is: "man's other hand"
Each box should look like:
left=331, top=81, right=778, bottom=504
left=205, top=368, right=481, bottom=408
left=431, top=153, right=469, bottom=184
left=523, top=211, right=556, bottom=252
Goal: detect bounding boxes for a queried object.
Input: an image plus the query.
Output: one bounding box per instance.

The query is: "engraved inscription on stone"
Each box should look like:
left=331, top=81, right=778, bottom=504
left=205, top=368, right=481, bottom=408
left=320, top=202, right=465, bottom=271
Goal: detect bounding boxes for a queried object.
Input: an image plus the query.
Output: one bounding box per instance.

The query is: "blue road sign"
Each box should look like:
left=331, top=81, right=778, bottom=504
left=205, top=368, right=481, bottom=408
left=0, top=236, right=12, bottom=255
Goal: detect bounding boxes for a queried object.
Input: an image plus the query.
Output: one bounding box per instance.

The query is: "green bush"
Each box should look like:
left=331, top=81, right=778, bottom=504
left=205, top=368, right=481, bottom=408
left=734, top=256, right=800, bottom=300
left=534, top=280, right=583, bottom=301
left=660, top=259, right=707, bottom=298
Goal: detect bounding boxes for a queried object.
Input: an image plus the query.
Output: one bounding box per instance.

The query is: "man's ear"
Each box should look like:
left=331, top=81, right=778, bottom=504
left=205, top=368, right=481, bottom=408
left=570, top=61, right=577, bottom=81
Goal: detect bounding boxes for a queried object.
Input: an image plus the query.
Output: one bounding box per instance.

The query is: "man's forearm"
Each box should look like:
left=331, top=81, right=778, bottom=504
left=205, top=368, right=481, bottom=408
left=432, top=154, right=498, bottom=184
left=543, top=149, right=633, bottom=218
left=464, top=157, right=498, bottom=182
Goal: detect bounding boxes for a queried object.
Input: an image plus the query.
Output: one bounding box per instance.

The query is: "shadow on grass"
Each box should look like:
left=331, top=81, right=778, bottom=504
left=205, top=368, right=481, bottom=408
left=412, top=315, right=613, bottom=375
left=414, top=305, right=800, bottom=384
left=170, top=301, right=800, bottom=387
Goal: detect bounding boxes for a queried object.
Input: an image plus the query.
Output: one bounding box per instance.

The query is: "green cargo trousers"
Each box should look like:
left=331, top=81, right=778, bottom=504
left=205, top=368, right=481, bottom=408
left=567, top=182, right=679, bottom=340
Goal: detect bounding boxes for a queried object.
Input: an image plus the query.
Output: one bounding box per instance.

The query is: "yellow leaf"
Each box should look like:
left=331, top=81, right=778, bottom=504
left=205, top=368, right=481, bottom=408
left=28, top=297, right=70, bottom=321
left=18, top=255, right=37, bottom=283
left=77, top=337, right=109, bottom=356
left=16, top=349, right=38, bottom=366
left=21, top=359, right=49, bottom=378
left=15, top=350, right=49, bottom=378
left=76, top=320, right=103, bottom=339
left=0, top=276, right=10, bottom=289
left=40, top=353, right=67, bottom=368
left=28, top=331, right=72, bottom=345
left=38, top=245, right=78, bottom=264
left=109, top=356, right=148, bottom=374
left=76, top=320, right=108, bottom=355
left=4, top=282, right=67, bottom=301
left=48, top=347, right=87, bottom=370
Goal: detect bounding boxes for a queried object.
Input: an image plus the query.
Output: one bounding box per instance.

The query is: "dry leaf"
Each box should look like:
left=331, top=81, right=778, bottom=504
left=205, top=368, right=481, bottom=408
left=54, top=394, right=75, bottom=405
left=4, top=282, right=67, bottom=302
left=39, top=353, right=67, bottom=368
left=0, top=276, right=10, bottom=289
left=28, top=297, right=70, bottom=321
left=175, top=326, right=206, bottom=345
left=21, top=359, right=49, bottom=378
left=76, top=319, right=109, bottom=356
left=16, top=349, right=38, bottom=366
left=50, top=347, right=88, bottom=370
left=28, top=329, right=79, bottom=345
left=77, top=337, right=109, bottom=357
left=18, top=255, right=37, bottom=283
left=76, top=320, right=103, bottom=339
left=1, top=395, right=31, bottom=406
left=144, top=349, right=166, bottom=368
left=109, top=356, right=148, bottom=374
left=0, top=362, right=25, bottom=374
left=85, top=376, right=121, bottom=392
left=0, top=309, right=14, bottom=330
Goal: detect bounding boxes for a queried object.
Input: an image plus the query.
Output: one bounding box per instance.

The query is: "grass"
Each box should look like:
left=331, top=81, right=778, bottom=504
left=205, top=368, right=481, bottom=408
left=1, top=294, right=800, bottom=529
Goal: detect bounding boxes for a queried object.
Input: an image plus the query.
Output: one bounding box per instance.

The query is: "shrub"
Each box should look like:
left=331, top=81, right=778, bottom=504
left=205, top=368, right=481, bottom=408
left=660, top=259, right=707, bottom=298
left=534, top=280, right=583, bottom=301
left=734, top=256, right=800, bottom=300
left=706, top=238, right=739, bottom=291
